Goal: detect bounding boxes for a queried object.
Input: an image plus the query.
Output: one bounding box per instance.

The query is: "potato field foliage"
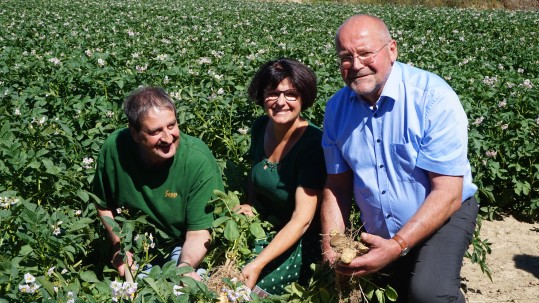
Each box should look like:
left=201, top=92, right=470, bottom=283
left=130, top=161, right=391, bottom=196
left=0, top=0, right=537, bottom=302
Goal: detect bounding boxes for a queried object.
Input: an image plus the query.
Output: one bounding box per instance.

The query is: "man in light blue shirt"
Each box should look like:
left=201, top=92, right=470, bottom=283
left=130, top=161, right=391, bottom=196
left=321, top=14, right=478, bottom=303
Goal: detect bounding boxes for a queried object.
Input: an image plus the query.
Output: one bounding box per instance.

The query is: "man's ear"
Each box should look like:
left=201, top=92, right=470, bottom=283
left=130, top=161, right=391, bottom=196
left=129, top=125, right=140, bottom=144
left=389, top=39, right=398, bottom=63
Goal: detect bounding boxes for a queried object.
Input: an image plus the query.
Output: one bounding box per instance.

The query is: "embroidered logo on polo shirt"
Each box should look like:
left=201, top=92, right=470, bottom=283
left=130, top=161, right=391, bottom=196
left=164, top=190, right=177, bottom=199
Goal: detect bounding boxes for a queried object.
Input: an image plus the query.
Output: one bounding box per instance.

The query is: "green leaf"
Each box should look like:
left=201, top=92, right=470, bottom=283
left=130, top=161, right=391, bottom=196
left=212, top=216, right=230, bottom=227
left=249, top=222, right=266, bottom=239
left=42, top=158, right=62, bottom=174
left=76, top=189, right=89, bottom=202
left=224, top=219, right=239, bottom=241
left=36, top=276, right=56, bottom=297
left=385, top=285, right=398, bottom=301
left=375, top=289, right=385, bottom=303
left=19, top=245, right=33, bottom=256
left=226, top=191, right=240, bottom=209
left=80, top=270, right=99, bottom=283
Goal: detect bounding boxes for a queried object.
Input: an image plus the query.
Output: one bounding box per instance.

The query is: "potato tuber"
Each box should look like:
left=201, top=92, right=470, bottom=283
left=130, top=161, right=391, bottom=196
left=329, top=229, right=369, bottom=264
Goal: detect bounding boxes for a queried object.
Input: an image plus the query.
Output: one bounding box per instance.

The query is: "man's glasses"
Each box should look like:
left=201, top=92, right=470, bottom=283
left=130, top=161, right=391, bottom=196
left=338, top=42, right=390, bottom=69
left=264, top=89, right=300, bottom=102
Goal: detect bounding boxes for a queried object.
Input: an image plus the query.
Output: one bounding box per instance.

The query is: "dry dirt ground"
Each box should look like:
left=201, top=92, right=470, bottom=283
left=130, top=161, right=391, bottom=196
left=461, top=215, right=539, bottom=303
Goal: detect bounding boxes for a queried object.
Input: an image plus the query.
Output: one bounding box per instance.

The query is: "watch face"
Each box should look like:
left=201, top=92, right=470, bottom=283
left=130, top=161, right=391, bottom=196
left=401, top=247, right=410, bottom=257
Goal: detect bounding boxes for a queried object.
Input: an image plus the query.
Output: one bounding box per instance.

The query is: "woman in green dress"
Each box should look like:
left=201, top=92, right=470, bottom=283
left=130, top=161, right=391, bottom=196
left=236, top=58, right=327, bottom=296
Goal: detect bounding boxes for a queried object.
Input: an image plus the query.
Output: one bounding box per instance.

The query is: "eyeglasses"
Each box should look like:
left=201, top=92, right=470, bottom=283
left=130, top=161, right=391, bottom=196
left=338, top=42, right=390, bottom=69
left=264, top=89, right=300, bottom=102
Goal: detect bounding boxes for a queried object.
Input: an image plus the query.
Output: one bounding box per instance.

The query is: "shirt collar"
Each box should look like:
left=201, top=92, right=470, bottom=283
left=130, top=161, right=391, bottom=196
left=346, top=61, right=402, bottom=105
left=380, top=61, right=401, bottom=102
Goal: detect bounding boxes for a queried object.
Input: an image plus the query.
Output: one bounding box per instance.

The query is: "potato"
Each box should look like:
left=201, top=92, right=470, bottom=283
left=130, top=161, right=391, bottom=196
left=355, top=241, right=370, bottom=255
left=330, top=233, right=348, bottom=248
left=340, top=247, right=357, bottom=264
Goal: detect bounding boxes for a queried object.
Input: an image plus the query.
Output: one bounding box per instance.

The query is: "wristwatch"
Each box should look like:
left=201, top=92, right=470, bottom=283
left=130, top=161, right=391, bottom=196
left=392, top=234, right=410, bottom=257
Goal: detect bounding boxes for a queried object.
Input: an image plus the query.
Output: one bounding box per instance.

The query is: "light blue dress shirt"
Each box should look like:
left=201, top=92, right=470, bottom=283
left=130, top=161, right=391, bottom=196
left=322, top=61, right=477, bottom=238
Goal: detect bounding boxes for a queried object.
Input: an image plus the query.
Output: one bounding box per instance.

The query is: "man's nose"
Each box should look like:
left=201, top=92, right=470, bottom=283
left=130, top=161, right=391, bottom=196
left=351, top=57, right=367, bottom=70
left=161, top=130, right=173, bottom=143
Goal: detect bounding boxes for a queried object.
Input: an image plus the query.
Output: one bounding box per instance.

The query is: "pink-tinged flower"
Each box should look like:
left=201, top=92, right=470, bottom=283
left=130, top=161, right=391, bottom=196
left=198, top=57, right=211, bottom=64
left=535, top=115, right=539, bottom=125
left=482, top=76, right=498, bottom=86
left=500, top=123, right=509, bottom=130
left=48, top=57, right=61, bottom=65
left=485, top=150, right=497, bottom=158
left=238, top=127, right=249, bottom=135
left=24, top=273, right=35, bottom=283
left=47, top=267, right=55, bottom=276
left=498, top=99, right=507, bottom=108
left=19, top=284, right=31, bottom=293
left=67, top=291, right=75, bottom=303
left=82, top=157, right=94, bottom=169
left=97, top=58, right=106, bottom=67
left=522, top=79, right=533, bottom=89
left=173, top=285, right=184, bottom=296
left=136, top=64, right=147, bottom=73
left=52, top=227, right=61, bottom=236
left=472, top=116, right=484, bottom=126
left=111, top=281, right=138, bottom=302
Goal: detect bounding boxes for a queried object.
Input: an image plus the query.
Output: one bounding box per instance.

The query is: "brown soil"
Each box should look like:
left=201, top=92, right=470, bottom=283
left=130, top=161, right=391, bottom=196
left=461, top=215, right=539, bottom=303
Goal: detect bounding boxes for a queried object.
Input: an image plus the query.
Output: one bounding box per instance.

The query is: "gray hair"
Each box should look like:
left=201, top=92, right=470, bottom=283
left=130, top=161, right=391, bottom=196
left=123, top=86, right=177, bottom=131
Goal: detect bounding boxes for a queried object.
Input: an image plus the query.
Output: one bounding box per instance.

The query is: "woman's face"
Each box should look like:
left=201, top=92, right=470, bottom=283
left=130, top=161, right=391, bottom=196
left=263, top=78, right=302, bottom=126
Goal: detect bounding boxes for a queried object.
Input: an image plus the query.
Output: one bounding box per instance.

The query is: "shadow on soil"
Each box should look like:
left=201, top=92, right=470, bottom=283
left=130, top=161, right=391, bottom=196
left=513, top=254, right=539, bottom=279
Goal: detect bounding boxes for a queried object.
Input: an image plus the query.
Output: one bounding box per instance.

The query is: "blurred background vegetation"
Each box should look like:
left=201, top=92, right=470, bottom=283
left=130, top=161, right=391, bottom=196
left=293, top=0, right=538, bottom=10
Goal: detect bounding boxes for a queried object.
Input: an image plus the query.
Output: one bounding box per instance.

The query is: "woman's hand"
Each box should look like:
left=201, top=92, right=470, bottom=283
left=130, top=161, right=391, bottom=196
left=241, top=261, right=263, bottom=289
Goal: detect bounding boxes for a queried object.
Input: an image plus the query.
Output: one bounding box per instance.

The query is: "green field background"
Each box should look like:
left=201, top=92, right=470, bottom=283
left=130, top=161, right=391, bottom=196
left=0, top=0, right=537, bottom=301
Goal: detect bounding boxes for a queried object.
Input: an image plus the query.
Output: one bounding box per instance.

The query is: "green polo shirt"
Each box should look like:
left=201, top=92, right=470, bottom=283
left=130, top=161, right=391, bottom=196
left=93, top=128, right=223, bottom=239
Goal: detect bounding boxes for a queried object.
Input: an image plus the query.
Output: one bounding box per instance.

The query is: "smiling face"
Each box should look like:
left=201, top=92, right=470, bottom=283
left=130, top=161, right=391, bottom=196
left=263, top=78, right=303, bottom=126
left=130, top=107, right=180, bottom=166
left=336, top=15, right=398, bottom=105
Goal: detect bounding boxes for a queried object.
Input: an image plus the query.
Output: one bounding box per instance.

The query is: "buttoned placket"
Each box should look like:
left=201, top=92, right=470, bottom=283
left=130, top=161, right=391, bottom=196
left=371, top=100, right=393, bottom=225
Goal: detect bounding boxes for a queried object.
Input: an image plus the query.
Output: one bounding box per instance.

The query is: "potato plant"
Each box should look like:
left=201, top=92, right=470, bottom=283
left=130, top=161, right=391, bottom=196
left=0, top=0, right=537, bottom=301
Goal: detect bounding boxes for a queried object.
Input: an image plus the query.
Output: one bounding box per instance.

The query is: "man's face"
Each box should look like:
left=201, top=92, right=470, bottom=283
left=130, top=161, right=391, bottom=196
left=336, top=22, right=397, bottom=104
left=130, top=108, right=180, bottom=166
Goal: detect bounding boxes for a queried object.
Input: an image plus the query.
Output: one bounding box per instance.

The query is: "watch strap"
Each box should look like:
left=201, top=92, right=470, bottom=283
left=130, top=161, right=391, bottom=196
left=392, top=234, right=409, bottom=256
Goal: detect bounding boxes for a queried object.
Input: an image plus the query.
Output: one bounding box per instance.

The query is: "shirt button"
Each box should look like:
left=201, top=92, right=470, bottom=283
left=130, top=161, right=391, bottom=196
left=376, top=139, right=381, bottom=143
left=382, top=190, right=386, bottom=194
left=374, top=113, right=378, bottom=118
left=386, top=214, right=391, bottom=218
left=379, top=164, right=384, bottom=168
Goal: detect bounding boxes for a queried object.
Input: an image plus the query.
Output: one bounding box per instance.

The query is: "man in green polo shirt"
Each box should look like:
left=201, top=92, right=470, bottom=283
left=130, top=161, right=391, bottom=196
left=93, top=86, right=223, bottom=280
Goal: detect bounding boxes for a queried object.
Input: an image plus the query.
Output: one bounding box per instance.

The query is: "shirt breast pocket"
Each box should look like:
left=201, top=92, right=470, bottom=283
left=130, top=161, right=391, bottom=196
left=390, top=143, right=419, bottom=182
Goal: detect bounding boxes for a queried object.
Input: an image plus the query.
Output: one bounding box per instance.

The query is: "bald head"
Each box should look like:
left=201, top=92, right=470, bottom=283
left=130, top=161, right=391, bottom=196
left=333, top=14, right=398, bottom=104
left=335, top=14, right=392, bottom=52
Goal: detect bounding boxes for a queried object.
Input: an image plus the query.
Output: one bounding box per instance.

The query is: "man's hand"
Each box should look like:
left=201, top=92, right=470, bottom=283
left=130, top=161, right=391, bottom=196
left=234, top=204, right=255, bottom=217
left=112, top=250, right=134, bottom=277
left=178, top=263, right=203, bottom=281
left=335, top=233, right=401, bottom=276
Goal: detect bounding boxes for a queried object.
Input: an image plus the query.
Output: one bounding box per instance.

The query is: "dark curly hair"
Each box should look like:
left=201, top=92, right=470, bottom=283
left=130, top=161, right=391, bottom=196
left=248, top=58, right=317, bottom=110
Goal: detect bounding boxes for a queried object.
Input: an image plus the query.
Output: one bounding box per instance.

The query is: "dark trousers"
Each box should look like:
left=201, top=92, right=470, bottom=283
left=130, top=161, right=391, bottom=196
left=375, top=197, right=479, bottom=303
